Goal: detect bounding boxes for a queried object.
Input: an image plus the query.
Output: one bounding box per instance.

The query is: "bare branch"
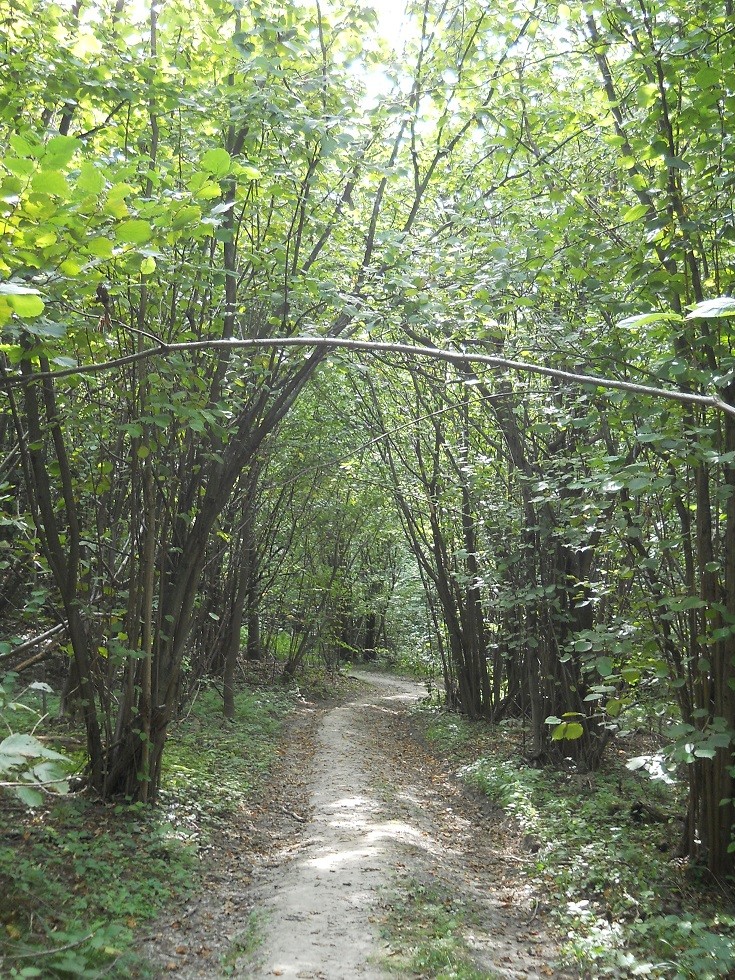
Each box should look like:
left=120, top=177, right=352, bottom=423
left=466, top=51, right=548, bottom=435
left=1, top=335, right=732, bottom=418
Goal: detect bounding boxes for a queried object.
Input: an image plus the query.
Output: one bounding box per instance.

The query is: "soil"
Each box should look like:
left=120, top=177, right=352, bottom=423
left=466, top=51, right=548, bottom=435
left=142, top=672, right=576, bottom=979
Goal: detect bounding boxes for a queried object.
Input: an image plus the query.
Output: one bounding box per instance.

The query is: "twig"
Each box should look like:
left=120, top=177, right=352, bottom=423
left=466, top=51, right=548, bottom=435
left=4, top=929, right=96, bottom=960
left=281, top=805, right=307, bottom=823
left=524, top=898, right=540, bottom=925
left=0, top=623, right=67, bottom=660
left=1, top=777, right=67, bottom=791
left=16, top=648, right=56, bottom=673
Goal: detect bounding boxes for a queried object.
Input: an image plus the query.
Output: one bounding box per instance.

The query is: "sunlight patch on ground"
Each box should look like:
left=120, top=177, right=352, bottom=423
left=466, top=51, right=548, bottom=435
left=308, top=787, right=434, bottom=873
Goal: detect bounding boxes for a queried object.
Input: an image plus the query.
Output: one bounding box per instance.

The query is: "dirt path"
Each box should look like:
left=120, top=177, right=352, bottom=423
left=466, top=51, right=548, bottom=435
left=238, top=673, right=570, bottom=979
left=144, top=673, right=573, bottom=978
left=240, top=673, right=421, bottom=978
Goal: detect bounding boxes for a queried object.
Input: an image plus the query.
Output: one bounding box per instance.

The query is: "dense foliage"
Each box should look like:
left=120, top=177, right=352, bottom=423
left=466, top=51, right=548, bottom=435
left=1, top=0, right=734, bottom=894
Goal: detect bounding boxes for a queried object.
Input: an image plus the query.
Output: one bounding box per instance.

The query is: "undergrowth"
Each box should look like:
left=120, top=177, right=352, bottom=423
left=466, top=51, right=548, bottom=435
left=414, top=706, right=735, bottom=980
left=0, top=683, right=292, bottom=978
left=382, top=879, right=497, bottom=980
left=221, top=908, right=267, bottom=975
left=161, top=685, right=291, bottom=827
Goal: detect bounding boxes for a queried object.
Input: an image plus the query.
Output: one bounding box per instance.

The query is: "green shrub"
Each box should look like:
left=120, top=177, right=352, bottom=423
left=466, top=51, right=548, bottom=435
left=416, top=711, right=735, bottom=979
left=0, top=683, right=293, bottom=977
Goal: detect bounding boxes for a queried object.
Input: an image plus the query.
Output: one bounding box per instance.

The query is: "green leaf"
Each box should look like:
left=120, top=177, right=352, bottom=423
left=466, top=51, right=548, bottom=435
left=14, top=785, right=44, bottom=807
left=140, top=256, right=157, bottom=275
left=31, top=170, right=71, bottom=198
left=636, top=83, right=658, bottom=106
left=668, top=722, right=695, bottom=738
left=25, top=320, right=65, bottom=337
left=30, top=760, right=68, bottom=789
left=0, top=732, right=67, bottom=760
left=60, top=258, right=84, bottom=277
left=7, top=293, right=45, bottom=318
left=201, top=148, right=231, bottom=178
left=9, top=134, right=38, bottom=158
left=239, top=163, right=262, bottom=181
left=43, top=135, right=80, bottom=167
left=563, top=722, right=584, bottom=739
left=87, top=237, right=114, bottom=258
left=622, top=203, right=650, bottom=223
left=33, top=230, right=57, bottom=249
left=676, top=596, right=707, bottom=611
left=171, top=205, right=201, bottom=229
left=116, top=220, right=152, bottom=245
left=195, top=181, right=223, bottom=200
left=76, top=161, right=106, bottom=195
left=596, top=656, right=614, bottom=677
left=686, top=297, right=735, bottom=319
left=232, top=31, right=255, bottom=57
left=606, top=698, right=622, bottom=717
left=616, top=312, right=681, bottom=330
left=4, top=157, right=34, bottom=178
left=694, top=66, right=720, bottom=89
left=551, top=721, right=584, bottom=741
left=0, top=177, right=23, bottom=204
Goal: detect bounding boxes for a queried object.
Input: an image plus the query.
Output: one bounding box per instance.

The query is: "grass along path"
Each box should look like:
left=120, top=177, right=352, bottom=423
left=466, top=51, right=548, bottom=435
left=0, top=684, right=296, bottom=978
left=410, top=704, right=735, bottom=979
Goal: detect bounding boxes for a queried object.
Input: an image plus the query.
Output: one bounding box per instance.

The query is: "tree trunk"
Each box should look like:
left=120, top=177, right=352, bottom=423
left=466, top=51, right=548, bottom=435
left=223, top=535, right=250, bottom=719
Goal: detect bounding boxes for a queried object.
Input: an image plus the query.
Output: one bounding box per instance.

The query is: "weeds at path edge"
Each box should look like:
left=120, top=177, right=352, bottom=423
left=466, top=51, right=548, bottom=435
left=412, top=704, right=735, bottom=980
left=0, top=685, right=293, bottom=978
left=381, top=879, right=499, bottom=980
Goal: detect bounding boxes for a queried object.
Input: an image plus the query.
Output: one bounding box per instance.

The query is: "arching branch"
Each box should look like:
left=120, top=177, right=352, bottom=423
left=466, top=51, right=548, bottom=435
left=2, top=335, right=733, bottom=419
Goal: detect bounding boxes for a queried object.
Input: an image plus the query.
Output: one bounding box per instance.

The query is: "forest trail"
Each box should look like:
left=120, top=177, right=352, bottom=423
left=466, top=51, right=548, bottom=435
left=239, top=672, right=570, bottom=979
left=144, top=673, right=572, bottom=978
left=241, top=673, right=421, bottom=979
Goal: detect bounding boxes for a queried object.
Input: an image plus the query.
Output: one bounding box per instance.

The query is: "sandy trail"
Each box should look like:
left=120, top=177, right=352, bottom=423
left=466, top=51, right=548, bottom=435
left=241, top=674, right=422, bottom=978
left=143, top=672, right=571, bottom=978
